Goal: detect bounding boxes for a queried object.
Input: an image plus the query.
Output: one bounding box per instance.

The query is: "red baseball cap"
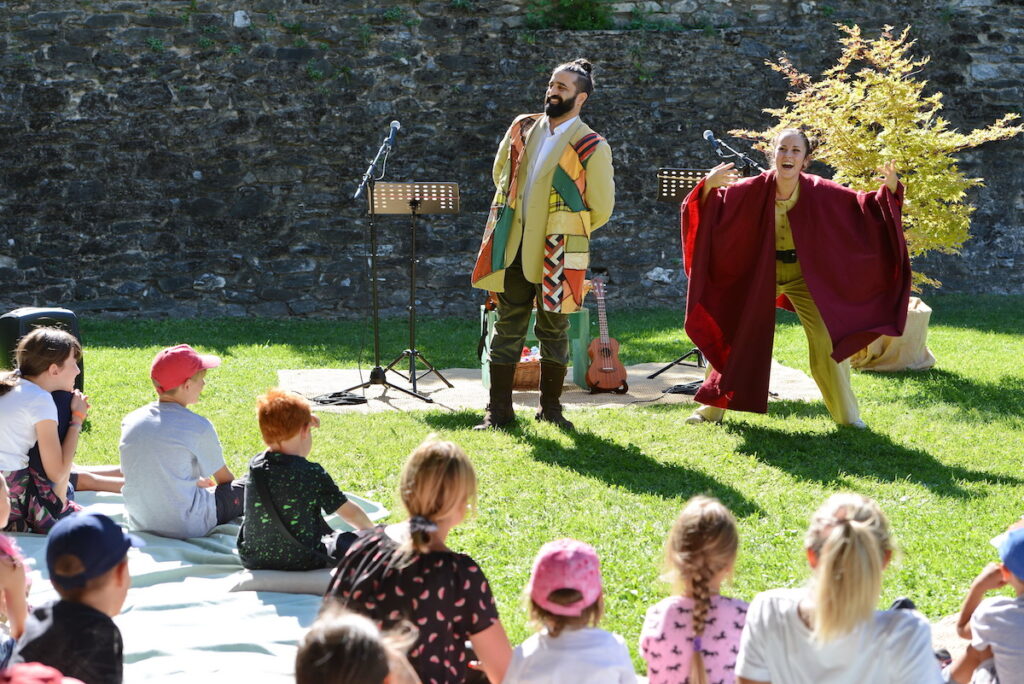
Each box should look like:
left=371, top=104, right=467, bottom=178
left=150, top=344, right=221, bottom=392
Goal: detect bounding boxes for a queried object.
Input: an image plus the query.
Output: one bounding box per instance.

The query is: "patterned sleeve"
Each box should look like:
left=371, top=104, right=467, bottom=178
left=457, top=555, right=499, bottom=635
left=639, top=602, right=665, bottom=669
left=313, top=463, right=348, bottom=513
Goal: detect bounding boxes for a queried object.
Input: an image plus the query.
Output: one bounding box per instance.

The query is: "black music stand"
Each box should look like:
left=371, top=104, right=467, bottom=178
left=649, top=169, right=707, bottom=380
left=371, top=182, right=458, bottom=399
left=655, top=168, right=706, bottom=204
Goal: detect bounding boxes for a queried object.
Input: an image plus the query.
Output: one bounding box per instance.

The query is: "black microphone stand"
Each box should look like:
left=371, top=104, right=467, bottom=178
left=712, top=137, right=766, bottom=177
left=315, top=131, right=426, bottom=406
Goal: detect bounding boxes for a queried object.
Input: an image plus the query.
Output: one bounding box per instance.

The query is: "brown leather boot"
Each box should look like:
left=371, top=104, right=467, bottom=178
left=474, top=363, right=517, bottom=430
left=535, top=361, right=574, bottom=430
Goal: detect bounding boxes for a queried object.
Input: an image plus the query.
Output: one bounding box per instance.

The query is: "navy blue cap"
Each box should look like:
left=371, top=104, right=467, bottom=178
left=46, top=512, right=143, bottom=589
left=999, top=527, right=1024, bottom=579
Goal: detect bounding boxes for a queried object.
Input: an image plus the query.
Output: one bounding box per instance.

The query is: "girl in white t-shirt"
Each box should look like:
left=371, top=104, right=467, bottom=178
left=736, top=493, right=942, bottom=684
left=0, top=328, right=121, bottom=532
left=503, top=538, right=637, bottom=684
left=640, top=495, right=747, bottom=684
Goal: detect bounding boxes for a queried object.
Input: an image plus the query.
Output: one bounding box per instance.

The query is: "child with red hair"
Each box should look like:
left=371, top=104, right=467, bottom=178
left=237, top=388, right=372, bottom=570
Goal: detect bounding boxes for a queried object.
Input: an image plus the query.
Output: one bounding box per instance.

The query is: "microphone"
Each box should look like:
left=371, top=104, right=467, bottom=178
left=385, top=120, right=400, bottom=148
left=703, top=129, right=722, bottom=156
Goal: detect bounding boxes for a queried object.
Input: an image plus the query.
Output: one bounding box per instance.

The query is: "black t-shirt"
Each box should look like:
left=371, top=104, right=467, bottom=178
left=329, top=526, right=500, bottom=684
left=237, top=450, right=348, bottom=571
left=12, top=599, right=123, bottom=684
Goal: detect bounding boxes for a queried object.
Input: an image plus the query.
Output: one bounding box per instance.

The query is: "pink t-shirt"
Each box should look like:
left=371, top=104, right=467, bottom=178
left=640, top=595, right=748, bottom=684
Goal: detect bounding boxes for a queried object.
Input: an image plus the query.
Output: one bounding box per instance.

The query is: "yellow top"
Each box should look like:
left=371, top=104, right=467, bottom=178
left=775, top=182, right=800, bottom=252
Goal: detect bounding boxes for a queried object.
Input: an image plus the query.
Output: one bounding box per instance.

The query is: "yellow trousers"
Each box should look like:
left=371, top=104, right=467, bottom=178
left=695, top=260, right=860, bottom=425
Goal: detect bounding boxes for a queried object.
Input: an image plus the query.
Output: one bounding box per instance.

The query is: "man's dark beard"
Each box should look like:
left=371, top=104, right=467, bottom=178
left=544, top=93, right=577, bottom=118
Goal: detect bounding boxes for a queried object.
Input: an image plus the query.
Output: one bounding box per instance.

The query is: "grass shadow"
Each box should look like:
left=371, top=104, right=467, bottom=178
left=865, top=368, right=1024, bottom=423
left=420, top=412, right=762, bottom=517
left=924, top=293, right=1024, bottom=336
left=725, top=408, right=1023, bottom=499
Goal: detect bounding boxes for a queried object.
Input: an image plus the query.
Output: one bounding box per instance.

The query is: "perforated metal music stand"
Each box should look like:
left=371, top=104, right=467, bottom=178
left=656, top=168, right=706, bottom=203
left=367, top=182, right=459, bottom=399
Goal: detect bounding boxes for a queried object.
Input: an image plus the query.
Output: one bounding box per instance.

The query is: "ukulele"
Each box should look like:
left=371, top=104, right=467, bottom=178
left=585, top=278, right=628, bottom=394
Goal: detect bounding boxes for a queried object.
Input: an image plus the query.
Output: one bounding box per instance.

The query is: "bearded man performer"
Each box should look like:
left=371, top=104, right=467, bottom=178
left=471, top=58, right=615, bottom=431
left=681, top=128, right=911, bottom=429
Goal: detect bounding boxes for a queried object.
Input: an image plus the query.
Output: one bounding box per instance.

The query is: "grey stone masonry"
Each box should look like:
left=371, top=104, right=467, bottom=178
left=0, top=0, right=1021, bottom=319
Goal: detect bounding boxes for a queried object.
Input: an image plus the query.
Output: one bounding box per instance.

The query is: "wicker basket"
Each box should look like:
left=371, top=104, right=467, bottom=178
left=513, top=359, right=540, bottom=391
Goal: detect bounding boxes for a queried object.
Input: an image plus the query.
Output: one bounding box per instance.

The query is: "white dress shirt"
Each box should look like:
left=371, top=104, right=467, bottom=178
left=522, top=115, right=578, bottom=217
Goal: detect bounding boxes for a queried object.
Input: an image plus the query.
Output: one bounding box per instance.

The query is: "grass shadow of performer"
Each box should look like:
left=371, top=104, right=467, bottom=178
left=724, top=402, right=1023, bottom=499
left=419, top=410, right=762, bottom=518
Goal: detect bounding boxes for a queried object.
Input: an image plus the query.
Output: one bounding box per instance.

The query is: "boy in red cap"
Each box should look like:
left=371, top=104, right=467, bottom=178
left=11, top=511, right=141, bottom=684
left=119, top=344, right=245, bottom=539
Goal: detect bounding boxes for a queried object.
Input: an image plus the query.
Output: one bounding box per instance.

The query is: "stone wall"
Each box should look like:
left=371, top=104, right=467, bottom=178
left=0, top=0, right=1021, bottom=319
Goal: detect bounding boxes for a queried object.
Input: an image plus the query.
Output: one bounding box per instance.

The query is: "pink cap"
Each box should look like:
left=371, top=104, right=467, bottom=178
left=527, top=538, right=603, bottom=617
left=150, top=344, right=221, bottom=392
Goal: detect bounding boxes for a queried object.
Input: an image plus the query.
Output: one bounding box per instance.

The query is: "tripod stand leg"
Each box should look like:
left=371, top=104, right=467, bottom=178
left=647, top=348, right=706, bottom=379
left=341, top=372, right=434, bottom=403
left=410, top=350, right=454, bottom=388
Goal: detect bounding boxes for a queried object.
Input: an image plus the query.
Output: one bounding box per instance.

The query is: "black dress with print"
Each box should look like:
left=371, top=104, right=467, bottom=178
left=328, top=526, right=499, bottom=684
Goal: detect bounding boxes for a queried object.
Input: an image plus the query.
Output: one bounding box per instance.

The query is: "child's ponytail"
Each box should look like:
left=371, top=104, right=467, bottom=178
left=665, top=496, right=738, bottom=684
left=806, top=493, right=891, bottom=643
left=397, top=436, right=476, bottom=560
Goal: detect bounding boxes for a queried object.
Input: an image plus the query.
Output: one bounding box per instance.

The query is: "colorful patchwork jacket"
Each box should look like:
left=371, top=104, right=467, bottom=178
left=472, top=113, right=615, bottom=313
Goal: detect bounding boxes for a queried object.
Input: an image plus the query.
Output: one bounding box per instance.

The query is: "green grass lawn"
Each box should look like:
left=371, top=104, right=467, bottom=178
left=73, top=293, right=1023, bottom=667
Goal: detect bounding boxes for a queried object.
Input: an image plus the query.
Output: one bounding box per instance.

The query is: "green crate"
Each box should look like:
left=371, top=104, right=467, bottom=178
left=479, top=306, right=590, bottom=389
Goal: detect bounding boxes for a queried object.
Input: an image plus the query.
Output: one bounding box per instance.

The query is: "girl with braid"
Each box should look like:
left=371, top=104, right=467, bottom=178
left=640, top=496, right=747, bottom=684
left=735, top=493, right=941, bottom=684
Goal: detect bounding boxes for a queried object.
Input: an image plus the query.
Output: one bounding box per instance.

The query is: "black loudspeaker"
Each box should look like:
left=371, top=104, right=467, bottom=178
left=0, top=307, right=84, bottom=391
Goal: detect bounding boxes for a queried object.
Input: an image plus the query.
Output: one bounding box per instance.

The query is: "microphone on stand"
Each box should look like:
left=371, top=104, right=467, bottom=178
left=354, top=121, right=402, bottom=200
left=703, top=129, right=724, bottom=156
left=385, top=120, right=401, bottom=148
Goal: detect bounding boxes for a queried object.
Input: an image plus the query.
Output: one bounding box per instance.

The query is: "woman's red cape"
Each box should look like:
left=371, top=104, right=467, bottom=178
left=680, top=171, right=910, bottom=413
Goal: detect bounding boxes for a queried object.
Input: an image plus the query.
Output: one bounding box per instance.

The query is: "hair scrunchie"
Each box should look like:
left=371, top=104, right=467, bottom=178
left=409, top=516, right=438, bottom=534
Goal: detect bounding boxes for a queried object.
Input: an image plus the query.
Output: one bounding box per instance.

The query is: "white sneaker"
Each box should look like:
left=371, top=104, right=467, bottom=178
left=849, top=419, right=868, bottom=430
left=685, top=412, right=720, bottom=425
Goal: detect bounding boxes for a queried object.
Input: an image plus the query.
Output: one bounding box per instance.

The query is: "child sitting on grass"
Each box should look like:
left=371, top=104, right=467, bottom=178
left=0, top=327, right=122, bottom=533
left=120, top=344, right=245, bottom=539
left=296, top=601, right=420, bottom=684
left=503, top=538, right=637, bottom=683
left=237, top=389, right=373, bottom=570
left=327, top=437, right=512, bottom=684
left=640, top=495, right=747, bottom=684
left=945, top=525, right=1024, bottom=684
left=11, top=511, right=141, bottom=684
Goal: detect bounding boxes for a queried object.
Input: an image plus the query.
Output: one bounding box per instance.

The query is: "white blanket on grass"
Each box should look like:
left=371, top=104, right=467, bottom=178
left=9, top=491, right=389, bottom=683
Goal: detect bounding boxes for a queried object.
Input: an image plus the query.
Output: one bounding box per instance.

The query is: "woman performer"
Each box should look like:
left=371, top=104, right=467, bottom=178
left=681, top=128, right=910, bottom=428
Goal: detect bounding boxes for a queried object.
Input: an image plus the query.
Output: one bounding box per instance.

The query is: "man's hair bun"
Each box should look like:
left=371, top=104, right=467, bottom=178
left=554, top=58, right=595, bottom=95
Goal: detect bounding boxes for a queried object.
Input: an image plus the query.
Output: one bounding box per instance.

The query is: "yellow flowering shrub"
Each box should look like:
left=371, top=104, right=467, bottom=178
left=734, top=25, right=1023, bottom=289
